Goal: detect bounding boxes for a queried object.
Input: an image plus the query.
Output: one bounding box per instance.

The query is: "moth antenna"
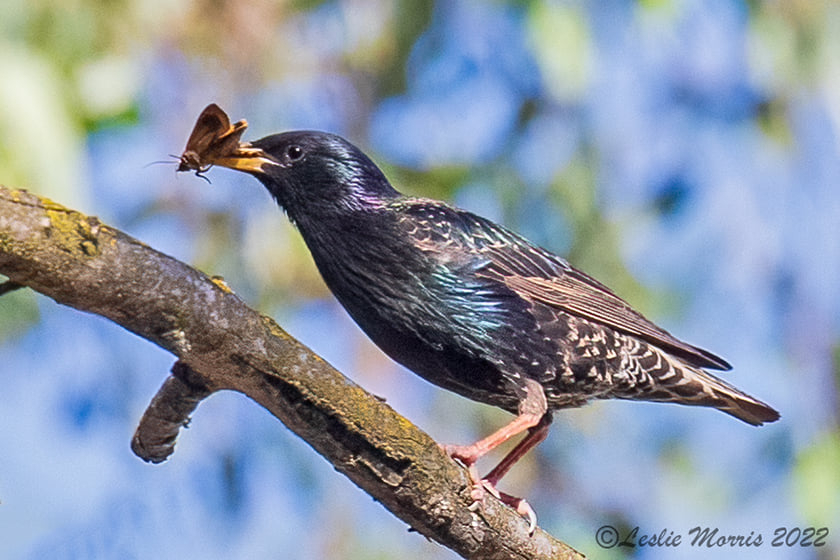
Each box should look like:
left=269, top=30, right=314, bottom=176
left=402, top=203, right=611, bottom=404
left=144, top=156, right=180, bottom=168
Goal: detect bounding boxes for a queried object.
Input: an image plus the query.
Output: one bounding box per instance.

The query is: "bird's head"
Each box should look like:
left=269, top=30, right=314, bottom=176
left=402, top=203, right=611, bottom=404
left=213, top=130, right=400, bottom=220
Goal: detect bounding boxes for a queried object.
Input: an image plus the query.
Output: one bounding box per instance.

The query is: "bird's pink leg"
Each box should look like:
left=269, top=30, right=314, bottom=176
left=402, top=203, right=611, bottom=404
left=443, top=379, right=550, bottom=533
left=444, top=410, right=544, bottom=466
left=482, top=416, right=552, bottom=533
left=484, top=415, right=551, bottom=487
left=445, top=378, right=548, bottom=465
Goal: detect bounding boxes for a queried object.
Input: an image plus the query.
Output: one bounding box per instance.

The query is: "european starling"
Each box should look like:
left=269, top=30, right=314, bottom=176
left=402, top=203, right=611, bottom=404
left=179, top=106, right=779, bottom=530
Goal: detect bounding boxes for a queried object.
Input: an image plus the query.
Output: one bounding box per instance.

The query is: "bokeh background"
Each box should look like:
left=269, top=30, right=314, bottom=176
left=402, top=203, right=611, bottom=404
left=1, top=1, right=839, bottom=558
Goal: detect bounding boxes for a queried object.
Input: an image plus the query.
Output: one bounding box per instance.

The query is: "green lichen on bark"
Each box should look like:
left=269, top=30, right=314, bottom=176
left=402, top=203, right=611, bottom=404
left=44, top=205, right=101, bottom=257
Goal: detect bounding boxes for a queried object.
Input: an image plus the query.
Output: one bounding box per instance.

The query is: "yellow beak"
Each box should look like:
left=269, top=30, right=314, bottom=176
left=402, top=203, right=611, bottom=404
left=212, top=145, right=278, bottom=175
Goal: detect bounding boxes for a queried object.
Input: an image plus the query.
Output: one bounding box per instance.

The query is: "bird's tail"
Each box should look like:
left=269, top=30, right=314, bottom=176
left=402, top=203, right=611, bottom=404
left=626, top=349, right=781, bottom=426
left=657, top=360, right=780, bottom=426
left=692, top=368, right=779, bottom=426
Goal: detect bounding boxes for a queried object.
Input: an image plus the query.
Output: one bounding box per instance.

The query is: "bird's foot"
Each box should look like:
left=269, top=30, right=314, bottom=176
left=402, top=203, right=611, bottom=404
left=465, top=469, right=537, bottom=535
left=443, top=442, right=484, bottom=467
left=448, top=456, right=538, bottom=535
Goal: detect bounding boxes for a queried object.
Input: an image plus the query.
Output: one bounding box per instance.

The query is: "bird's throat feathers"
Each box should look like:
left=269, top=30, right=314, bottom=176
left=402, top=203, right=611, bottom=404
left=261, top=173, right=400, bottom=240
left=257, top=154, right=398, bottom=227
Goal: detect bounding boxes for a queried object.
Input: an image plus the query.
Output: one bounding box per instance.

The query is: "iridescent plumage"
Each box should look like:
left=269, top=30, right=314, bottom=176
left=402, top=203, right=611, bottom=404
left=191, top=125, right=779, bottom=530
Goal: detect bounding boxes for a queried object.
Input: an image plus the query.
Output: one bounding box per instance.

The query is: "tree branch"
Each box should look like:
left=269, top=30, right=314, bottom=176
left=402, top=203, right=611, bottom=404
left=0, top=186, right=584, bottom=560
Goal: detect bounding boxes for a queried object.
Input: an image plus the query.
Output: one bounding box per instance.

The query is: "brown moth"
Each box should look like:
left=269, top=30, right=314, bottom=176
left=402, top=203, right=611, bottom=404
left=178, top=104, right=248, bottom=178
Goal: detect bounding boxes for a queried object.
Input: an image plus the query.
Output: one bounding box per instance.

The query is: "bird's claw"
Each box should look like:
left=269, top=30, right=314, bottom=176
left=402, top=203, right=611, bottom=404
left=498, top=493, right=537, bottom=535
left=467, top=473, right=500, bottom=504
left=461, top=464, right=538, bottom=535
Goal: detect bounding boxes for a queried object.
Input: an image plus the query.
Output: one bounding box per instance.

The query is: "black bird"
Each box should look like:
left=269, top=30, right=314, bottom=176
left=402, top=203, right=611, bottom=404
left=187, top=122, right=779, bottom=530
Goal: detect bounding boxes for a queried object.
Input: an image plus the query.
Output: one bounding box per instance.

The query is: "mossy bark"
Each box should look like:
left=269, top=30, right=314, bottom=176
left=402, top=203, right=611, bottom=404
left=0, top=186, right=584, bottom=560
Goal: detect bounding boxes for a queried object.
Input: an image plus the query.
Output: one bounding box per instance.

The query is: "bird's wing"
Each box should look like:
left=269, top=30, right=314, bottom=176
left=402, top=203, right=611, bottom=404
left=394, top=199, right=730, bottom=371
left=467, top=220, right=731, bottom=371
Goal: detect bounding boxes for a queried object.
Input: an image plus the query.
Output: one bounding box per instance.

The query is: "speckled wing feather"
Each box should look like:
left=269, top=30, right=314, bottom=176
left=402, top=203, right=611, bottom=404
left=498, top=269, right=732, bottom=371
left=433, top=206, right=733, bottom=371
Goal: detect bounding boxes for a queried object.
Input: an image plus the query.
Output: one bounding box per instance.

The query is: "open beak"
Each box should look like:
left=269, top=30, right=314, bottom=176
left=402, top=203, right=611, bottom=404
left=212, top=144, right=278, bottom=175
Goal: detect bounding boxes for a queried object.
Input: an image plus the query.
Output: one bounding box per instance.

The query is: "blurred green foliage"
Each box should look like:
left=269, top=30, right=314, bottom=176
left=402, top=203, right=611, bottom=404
left=1, top=1, right=839, bottom=558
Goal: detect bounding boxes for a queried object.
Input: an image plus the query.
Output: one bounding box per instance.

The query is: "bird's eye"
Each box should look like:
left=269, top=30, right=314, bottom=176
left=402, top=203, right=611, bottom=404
left=286, top=145, right=304, bottom=161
